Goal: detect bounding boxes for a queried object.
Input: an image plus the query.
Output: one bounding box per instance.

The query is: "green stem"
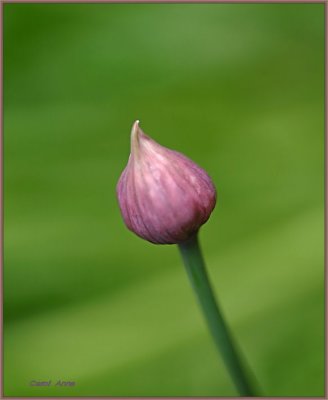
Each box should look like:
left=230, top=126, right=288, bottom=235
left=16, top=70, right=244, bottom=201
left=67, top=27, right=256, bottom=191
left=178, top=234, right=257, bottom=397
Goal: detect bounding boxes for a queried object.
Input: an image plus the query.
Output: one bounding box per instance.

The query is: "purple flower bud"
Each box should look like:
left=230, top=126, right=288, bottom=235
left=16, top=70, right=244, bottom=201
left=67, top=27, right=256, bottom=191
left=116, top=121, right=217, bottom=244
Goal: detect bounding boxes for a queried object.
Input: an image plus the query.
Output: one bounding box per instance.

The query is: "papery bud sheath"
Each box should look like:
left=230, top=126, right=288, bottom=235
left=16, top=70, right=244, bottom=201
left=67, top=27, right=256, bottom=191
left=116, top=121, right=216, bottom=244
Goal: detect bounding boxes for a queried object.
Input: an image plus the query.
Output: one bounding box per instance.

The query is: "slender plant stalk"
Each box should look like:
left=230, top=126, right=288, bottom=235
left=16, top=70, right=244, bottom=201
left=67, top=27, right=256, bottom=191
left=178, top=234, right=257, bottom=397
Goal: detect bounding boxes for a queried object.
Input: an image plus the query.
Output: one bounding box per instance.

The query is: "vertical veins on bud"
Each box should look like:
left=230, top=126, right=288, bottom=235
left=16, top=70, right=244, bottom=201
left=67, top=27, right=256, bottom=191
left=116, top=120, right=217, bottom=244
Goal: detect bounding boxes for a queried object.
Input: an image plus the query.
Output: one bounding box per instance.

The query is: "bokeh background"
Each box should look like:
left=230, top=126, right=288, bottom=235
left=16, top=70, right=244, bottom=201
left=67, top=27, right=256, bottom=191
left=3, top=3, right=324, bottom=397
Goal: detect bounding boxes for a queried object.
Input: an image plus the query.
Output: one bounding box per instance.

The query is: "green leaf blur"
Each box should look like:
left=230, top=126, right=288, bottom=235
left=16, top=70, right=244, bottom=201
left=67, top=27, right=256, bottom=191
left=4, top=3, right=324, bottom=397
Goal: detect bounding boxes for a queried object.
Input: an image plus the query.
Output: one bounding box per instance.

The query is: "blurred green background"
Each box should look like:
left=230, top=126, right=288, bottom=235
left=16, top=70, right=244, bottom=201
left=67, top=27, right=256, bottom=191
left=3, top=3, right=324, bottom=397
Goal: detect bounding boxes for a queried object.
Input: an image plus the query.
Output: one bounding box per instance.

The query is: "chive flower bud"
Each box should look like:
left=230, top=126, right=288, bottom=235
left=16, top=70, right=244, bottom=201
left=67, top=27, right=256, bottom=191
left=116, top=121, right=216, bottom=244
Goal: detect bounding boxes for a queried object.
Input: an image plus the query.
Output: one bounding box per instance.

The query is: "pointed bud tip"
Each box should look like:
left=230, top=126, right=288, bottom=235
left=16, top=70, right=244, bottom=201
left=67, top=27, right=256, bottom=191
left=131, top=119, right=140, bottom=136
left=131, top=120, right=141, bottom=154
